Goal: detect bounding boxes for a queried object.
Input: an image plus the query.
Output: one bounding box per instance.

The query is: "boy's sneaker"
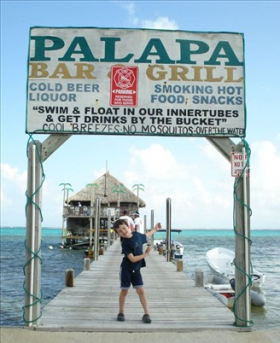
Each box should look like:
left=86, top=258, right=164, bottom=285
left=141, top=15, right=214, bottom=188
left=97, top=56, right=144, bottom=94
left=117, top=313, right=125, bottom=322
left=142, top=314, right=152, bottom=323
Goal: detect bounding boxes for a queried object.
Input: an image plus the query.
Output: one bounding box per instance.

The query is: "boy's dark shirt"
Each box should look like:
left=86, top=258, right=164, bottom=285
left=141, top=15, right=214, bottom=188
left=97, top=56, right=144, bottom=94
left=121, top=232, right=147, bottom=271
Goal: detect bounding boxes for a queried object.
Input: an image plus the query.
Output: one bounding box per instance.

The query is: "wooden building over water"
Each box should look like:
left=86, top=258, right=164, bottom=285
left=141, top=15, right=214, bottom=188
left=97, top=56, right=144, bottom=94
left=61, top=171, right=145, bottom=248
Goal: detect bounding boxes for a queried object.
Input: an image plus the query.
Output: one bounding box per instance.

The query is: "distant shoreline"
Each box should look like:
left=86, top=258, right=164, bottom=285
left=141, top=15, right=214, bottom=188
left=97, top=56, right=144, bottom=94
left=1, top=226, right=280, bottom=230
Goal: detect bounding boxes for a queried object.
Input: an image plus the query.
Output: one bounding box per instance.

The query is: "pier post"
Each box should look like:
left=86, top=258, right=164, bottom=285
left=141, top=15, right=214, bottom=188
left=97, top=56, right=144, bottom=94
left=65, top=269, right=74, bottom=287
left=84, top=258, right=91, bottom=271
left=144, top=214, right=147, bottom=233
left=234, top=142, right=251, bottom=327
left=177, top=260, right=183, bottom=272
left=166, top=198, right=172, bottom=262
left=24, top=141, right=43, bottom=327
left=195, top=270, right=204, bottom=287
left=150, top=209, right=155, bottom=246
left=23, top=135, right=70, bottom=327
left=107, top=209, right=111, bottom=246
left=206, top=137, right=251, bottom=327
left=94, top=197, right=101, bottom=260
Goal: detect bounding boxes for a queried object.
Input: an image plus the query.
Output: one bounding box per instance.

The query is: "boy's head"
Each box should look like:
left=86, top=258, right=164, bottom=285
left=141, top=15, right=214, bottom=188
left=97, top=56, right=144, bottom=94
left=113, top=219, right=132, bottom=238
left=113, top=219, right=128, bottom=232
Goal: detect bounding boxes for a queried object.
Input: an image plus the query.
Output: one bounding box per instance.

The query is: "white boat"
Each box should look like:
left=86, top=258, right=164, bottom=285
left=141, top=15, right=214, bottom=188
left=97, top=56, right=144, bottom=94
left=154, top=241, right=184, bottom=261
left=154, top=240, right=184, bottom=259
left=206, top=247, right=265, bottom=288
left=154, top=229, right=184, bottom=259
left=205, top=247, right=266, bottom=307
left=171, top=240, right=184, bottom=259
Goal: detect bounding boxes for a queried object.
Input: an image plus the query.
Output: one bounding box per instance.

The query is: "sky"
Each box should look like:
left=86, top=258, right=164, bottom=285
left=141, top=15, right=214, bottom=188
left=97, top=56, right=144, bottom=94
left=1, top=0, right=280, bottom=229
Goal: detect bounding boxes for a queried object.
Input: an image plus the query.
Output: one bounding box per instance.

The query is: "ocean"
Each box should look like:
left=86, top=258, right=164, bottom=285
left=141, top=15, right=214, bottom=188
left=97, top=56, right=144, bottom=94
left=0, top=227, right=279, bottom=329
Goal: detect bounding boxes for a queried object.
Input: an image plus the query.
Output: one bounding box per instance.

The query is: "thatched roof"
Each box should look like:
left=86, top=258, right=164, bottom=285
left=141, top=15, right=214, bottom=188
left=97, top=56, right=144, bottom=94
left=67, top=172, right=146, bottom=208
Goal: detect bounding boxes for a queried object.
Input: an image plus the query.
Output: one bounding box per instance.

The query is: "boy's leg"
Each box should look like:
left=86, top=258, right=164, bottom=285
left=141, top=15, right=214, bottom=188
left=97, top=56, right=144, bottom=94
left=119, top=289, right=129, bottom=314
left=118, top=267, right=130, bottom=319
left=132, top=270, right=149, bottom=314
left=136, top=286, right=149, bottom=314
left=133, top=271, right=152, bottom=323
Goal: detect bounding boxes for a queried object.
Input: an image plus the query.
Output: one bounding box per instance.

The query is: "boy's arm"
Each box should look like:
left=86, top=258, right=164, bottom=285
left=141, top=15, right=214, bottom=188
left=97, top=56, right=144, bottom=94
left=126, top=246, right=152, bottom=263
left=146, top=222, right=162, bottom=238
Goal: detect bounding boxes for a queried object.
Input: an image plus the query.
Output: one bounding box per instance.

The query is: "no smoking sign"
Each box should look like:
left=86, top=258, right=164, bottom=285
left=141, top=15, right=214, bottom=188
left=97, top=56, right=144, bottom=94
left=110, top=66, right=138, bottom=107
left=231, top=152, right=249, bottom=177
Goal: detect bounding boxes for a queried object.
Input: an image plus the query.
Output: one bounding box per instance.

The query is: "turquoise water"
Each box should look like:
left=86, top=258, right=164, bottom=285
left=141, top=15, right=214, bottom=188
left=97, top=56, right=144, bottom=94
left=1, top=227, right=279, bottom=328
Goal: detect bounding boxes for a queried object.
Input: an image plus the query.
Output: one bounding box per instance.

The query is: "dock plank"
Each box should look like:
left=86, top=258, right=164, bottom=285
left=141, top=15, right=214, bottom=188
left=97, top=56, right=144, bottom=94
left=39, top=240, right=237, bottom=332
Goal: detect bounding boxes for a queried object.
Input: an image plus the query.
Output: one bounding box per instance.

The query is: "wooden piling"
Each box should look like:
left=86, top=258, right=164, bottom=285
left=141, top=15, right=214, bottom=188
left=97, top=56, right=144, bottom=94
left=65, top=269, right=74, bottom=287
left=84, top=258, right=91, bottom=271
left=24, top=142, right=43, bottom=326
left=234, top=142, right=251, bottom=327
left=177, top=259, right=183, bottom=272
left=195, top=269, right=204, bottom=287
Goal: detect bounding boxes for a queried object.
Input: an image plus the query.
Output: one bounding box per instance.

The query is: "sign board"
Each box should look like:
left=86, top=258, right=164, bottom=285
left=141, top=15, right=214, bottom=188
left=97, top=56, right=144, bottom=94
left=231, top=152, right=248, bottom=177
left=110, top=66, right=138, bottom=107
left=26, top=27, right=246, bottom=137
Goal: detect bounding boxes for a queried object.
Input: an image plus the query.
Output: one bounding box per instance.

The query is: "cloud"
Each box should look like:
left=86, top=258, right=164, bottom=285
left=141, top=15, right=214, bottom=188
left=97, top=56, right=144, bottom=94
left=121, top=139, right=280, bottom=229
left=250, top=141, right=280, bottom=227
left=0, top=164, right=27, bottom=200
left=119, top=2, right=179, bottom=30
left=251, top=141, right=280, bottom=194
left=128, top=143, right=188, bottom=180
left=0, top=163, right=61, bottom=226
left=1, top=163, right=27, bottom=184
left=199, top=141, right=231, bottom=173
left=0, top=164, right=27, bottom=225
left=142, top=17, right=179, bottom=30
left=124, top=170, right=139, bottom=185
left=1, top=139, right=279, bottom=228
left=122, top=142, right=234, bottom=228
left=119, top=1, right=139, bottom=26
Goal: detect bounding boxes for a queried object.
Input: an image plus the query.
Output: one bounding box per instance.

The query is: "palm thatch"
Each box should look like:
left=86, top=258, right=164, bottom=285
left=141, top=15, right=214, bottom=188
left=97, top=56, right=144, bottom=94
left=67, top=172, right=146, bottom=208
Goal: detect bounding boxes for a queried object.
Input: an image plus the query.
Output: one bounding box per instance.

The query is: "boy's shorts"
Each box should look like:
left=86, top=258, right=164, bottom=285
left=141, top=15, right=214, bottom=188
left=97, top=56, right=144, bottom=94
left=119, top=267, right=143, bottom=289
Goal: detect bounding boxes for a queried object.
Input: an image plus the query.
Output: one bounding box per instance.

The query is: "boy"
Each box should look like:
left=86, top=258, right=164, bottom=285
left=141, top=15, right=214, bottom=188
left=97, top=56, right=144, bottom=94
left=113, top=219, right=161, bottom=324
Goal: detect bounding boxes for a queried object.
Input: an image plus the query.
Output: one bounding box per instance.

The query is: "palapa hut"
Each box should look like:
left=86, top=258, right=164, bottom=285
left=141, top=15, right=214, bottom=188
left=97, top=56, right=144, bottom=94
left=62, top=172, right=145, bottom=247
left=67, top=171, right=146, bottom=211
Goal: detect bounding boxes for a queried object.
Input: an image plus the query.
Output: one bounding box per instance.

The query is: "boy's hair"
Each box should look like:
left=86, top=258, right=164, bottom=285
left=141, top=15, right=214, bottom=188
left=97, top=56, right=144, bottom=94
left=113, top=219, right=128, bottom=233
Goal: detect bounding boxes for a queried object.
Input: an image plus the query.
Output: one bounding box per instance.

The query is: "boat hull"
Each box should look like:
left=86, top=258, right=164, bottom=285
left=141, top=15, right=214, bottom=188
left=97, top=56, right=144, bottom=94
left=205, top=274, right=266, bottom=308
left=206, top=247, right=265, bottom=288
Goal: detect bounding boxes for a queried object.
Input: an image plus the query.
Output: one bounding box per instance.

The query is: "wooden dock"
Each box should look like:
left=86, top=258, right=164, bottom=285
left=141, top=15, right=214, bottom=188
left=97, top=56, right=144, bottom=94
left=38, top=240, right=237, bottom=332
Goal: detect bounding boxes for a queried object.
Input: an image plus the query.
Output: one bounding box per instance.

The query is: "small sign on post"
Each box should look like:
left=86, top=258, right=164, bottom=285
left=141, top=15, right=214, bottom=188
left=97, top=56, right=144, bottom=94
left=110, top=66, right=138, bottom=107
left=231, top=152, right=249, bottom=177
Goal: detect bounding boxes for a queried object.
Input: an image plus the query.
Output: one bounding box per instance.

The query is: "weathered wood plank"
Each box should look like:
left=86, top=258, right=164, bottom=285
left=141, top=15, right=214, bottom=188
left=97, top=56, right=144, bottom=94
left=38, top=240, right=237, bottom=332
